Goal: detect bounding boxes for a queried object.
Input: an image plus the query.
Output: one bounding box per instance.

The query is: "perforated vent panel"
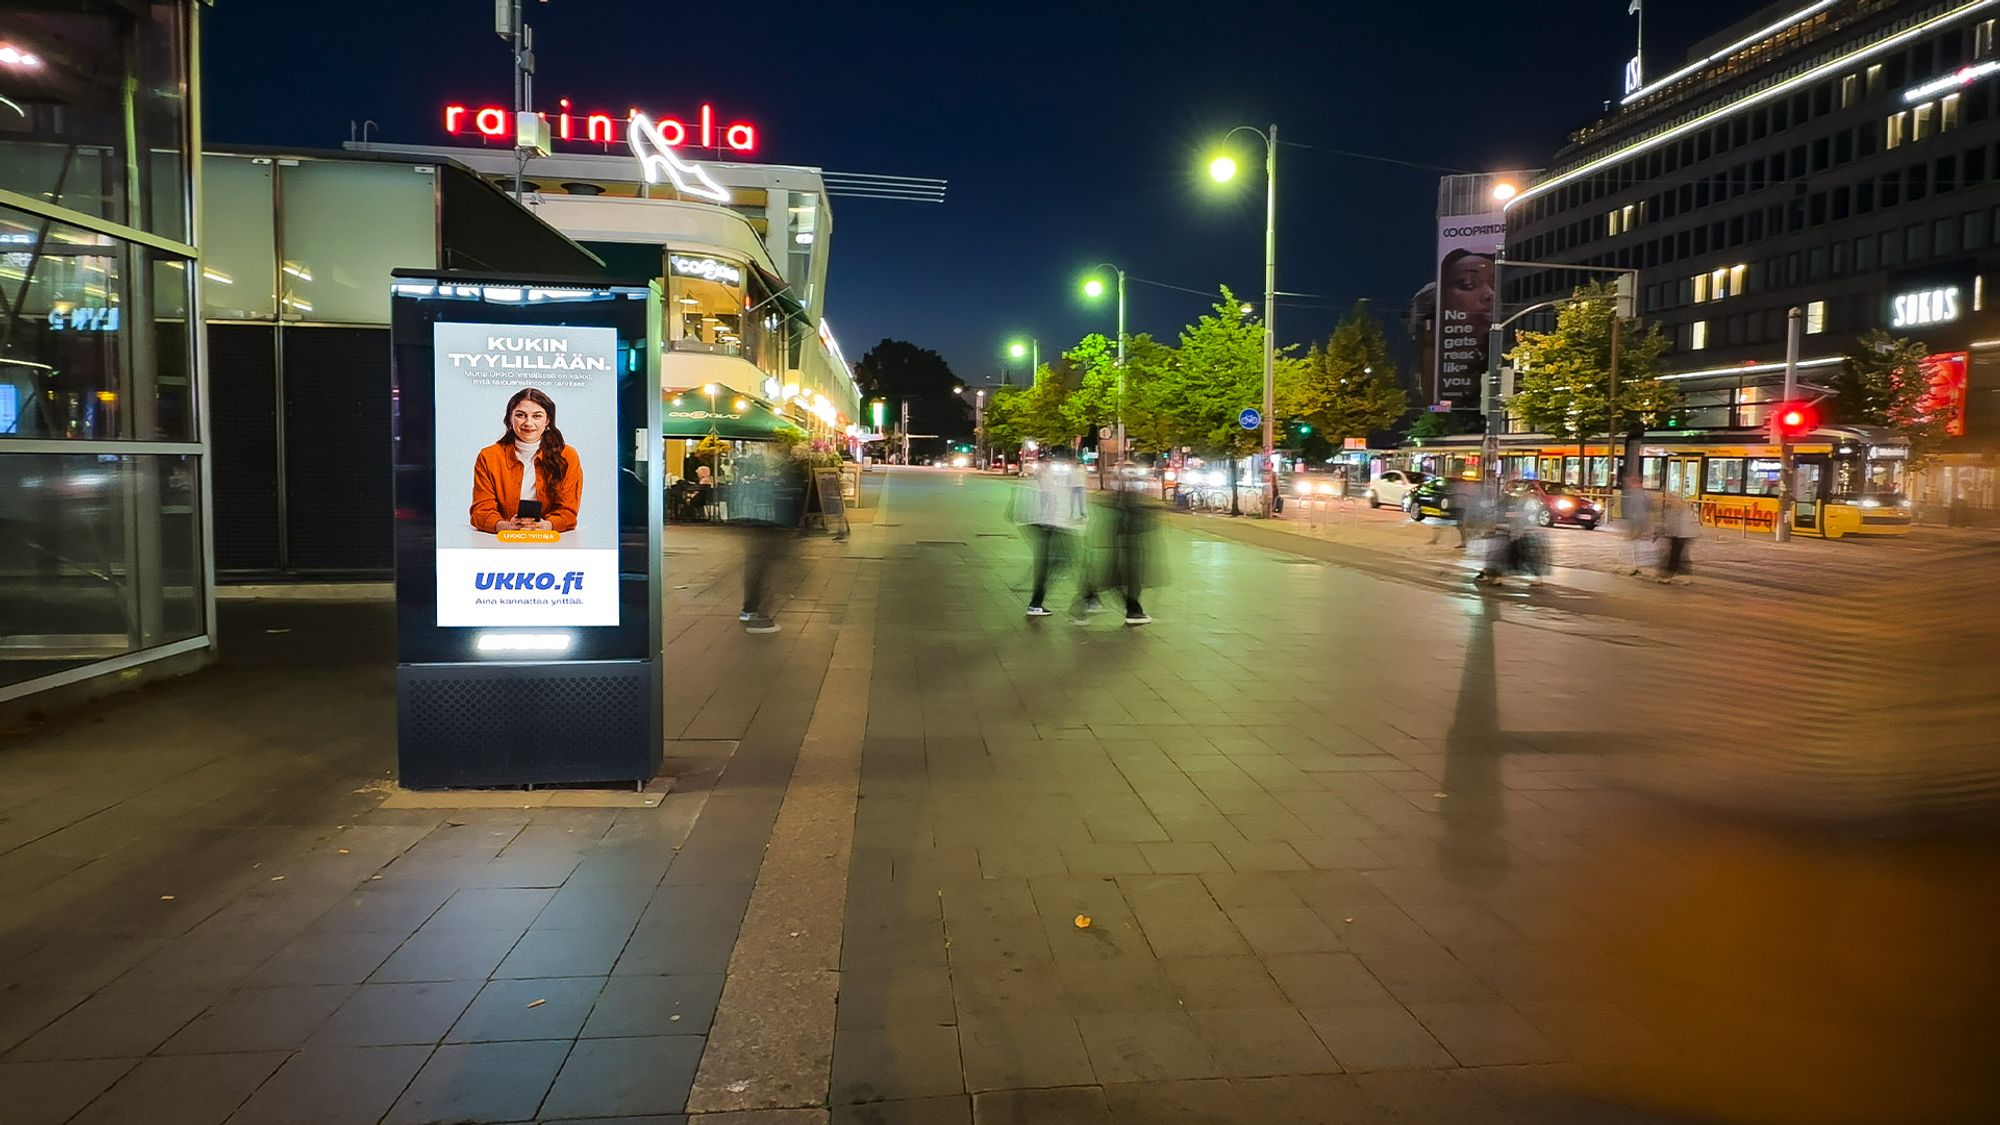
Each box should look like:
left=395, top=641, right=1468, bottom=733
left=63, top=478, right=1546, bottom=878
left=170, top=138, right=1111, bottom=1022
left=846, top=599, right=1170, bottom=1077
left=397, top=662, right=657, bottom=788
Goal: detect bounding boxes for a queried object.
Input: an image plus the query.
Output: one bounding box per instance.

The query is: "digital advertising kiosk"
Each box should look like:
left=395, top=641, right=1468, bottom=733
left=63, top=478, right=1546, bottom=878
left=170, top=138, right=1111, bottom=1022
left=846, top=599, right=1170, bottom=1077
left=389, top=271, right=663, bottom=789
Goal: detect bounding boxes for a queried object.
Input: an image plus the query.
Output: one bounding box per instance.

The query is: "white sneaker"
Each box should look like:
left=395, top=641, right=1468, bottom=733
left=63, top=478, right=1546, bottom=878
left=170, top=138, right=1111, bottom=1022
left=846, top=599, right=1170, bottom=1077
left=739, top=611, right=756, bottom=622
left=1026, top=605, right=1052, bottom=617
left=744, top=617, right=781, bottom=633
left=1124, top=613, right=1152, bottom=626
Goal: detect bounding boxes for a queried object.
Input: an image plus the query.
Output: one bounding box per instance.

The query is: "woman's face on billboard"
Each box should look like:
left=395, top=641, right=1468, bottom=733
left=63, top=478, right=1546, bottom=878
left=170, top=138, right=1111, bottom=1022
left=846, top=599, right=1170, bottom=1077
left=1446, top=255, right=1495, bottom=320
left=510, top=400, right=548, bottom=443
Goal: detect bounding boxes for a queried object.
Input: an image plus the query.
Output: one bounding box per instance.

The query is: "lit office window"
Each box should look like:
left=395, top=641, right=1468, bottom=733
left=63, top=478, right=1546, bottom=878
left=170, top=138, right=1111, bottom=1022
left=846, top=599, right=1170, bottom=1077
left=1887, top=111, right=1907, bottom=149
left=1840, top=74, right=1860, bottom=108
left=1622, top=203, right=1636, bottom=231
left=1866, top=64, right=1884, bottom=97
left=1693, top=273, right=1710, bottom=303
left=1943, top=93, right=1962, bottom=131
left=1691, top=321, right=1710, bottom=350
left=1805, top=300, right=1827, bottom=334
left=1729, top=263, right=1748, bottom=295
left=1607, top=208, right=1621, bottom=236
left=1710, top=267, right=1729, bottom=299
left=1913, top=102, right=1935, bottom=141
left=1978, top=275, right=1987, bottom=313
left=1978, top=19, right=1997, bottom=58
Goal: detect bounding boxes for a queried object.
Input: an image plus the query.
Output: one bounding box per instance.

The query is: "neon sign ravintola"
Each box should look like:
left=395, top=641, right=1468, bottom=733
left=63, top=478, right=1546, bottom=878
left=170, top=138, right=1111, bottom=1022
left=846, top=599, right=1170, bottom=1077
left=442, top=101, right=757, bottom=152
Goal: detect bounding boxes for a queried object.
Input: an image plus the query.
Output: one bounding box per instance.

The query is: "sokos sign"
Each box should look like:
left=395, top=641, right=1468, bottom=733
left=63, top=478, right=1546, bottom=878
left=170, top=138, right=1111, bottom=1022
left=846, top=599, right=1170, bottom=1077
left=1891, top=285, right=1961, bottom=328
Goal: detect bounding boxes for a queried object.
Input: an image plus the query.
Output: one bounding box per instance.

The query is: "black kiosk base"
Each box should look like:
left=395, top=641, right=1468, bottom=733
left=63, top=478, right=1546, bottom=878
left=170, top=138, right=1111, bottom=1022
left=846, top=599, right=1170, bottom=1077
left=396, top=661, right=657, bottom=789
left=389, top=272, right=663, bottom=791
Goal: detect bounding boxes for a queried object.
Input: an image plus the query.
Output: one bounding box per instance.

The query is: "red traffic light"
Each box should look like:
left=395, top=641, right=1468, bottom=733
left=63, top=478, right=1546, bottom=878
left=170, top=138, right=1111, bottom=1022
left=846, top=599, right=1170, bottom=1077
left=1768, top=401, right=1818, bottom=441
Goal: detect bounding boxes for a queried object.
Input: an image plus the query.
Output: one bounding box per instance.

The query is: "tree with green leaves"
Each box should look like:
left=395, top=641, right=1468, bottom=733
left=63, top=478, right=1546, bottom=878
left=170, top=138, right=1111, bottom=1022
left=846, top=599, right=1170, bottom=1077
left=1830, top=329, right=1951, bottom=464
left=1296, top=302, right=1409, bottom=445
left=1506, top=280, right=1677, bottom=439
left=1118, top=334, right=1180, bottom=456
left=1170, top=286, right=1304, bottom=458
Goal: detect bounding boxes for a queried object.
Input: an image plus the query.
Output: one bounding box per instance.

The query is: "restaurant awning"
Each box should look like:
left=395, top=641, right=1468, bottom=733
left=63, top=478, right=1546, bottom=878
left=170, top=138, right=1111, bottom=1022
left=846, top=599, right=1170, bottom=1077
left=663, top=399, right=806, bottom=441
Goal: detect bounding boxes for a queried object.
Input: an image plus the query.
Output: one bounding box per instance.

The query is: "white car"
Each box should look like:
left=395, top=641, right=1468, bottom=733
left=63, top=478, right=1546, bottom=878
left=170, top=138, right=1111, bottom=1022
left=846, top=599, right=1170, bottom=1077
left=1365, top=469, right=1427, bottom=509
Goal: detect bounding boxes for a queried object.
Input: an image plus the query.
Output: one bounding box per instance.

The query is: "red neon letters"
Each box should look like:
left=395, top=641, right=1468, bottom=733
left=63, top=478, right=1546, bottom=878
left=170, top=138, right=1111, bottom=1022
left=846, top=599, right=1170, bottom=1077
left=441, top=100, right=758, bottom=153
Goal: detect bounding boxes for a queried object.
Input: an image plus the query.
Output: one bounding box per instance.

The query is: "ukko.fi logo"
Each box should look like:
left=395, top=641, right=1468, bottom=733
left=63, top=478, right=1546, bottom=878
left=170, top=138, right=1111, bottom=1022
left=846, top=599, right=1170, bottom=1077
left=474, top=570, right=585, bottom=595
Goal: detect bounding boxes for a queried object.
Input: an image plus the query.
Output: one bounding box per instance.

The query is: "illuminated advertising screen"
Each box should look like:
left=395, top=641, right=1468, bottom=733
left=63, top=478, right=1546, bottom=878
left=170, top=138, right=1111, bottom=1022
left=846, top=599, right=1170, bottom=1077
left=432, top=323, right=621, bottom=626
left=1434, top=213, right=1503, bottom=408
left=391, top=274, right=662, bottom=790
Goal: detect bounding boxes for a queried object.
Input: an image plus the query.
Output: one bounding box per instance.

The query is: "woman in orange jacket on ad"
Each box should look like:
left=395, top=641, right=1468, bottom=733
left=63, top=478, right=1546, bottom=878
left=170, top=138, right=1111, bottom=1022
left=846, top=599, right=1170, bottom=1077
left=470, top=387, right=584, bottom=533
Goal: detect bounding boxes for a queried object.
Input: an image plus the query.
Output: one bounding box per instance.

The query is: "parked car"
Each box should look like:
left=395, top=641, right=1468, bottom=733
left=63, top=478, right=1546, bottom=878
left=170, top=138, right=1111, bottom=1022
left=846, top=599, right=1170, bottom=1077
left=1366, top=469, right=1426, bottom=509
left=1507, top=480, right=1601, bottom=529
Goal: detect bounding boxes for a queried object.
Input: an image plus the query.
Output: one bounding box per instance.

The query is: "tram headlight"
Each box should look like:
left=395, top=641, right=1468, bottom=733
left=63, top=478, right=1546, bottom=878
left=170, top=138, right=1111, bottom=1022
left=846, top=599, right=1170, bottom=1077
left=1859, top=497, right=1882, bottom=508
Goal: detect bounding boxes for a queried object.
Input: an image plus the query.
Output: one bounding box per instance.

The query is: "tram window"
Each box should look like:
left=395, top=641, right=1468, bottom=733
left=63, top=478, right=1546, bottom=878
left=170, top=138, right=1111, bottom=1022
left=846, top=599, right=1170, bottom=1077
left=1540, top=456, right=1563, bottom=482
left=1642, top=457, right=1666, bottom=488
left=1563, top=456, right=1581, bottom=484
left=1746, top=458, right=1783, bottom=495
left=1706, top=457, right=1747, bottom=494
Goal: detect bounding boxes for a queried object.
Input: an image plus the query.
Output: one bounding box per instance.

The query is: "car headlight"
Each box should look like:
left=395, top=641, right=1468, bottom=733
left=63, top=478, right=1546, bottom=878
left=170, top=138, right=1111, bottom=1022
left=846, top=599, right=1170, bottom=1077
left=1554, top=498, right=1575, bottom=510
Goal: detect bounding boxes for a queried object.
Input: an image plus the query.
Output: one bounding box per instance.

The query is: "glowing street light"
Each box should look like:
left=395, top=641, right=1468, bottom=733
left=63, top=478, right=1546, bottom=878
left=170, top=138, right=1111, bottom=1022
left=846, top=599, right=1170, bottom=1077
left=1203, top=124, right=1279, bottom=515
left=1004, top=338, right=1039, bottom=385
left=1491, top=181, right=1519, bottom=202
left=1080, top=265, right=1129, bottom=468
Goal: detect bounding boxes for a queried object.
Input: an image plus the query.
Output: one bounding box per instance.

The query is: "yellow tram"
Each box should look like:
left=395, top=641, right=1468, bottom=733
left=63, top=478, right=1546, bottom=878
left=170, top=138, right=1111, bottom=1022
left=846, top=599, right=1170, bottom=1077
left=1404, top=425, right=1912, bottom=539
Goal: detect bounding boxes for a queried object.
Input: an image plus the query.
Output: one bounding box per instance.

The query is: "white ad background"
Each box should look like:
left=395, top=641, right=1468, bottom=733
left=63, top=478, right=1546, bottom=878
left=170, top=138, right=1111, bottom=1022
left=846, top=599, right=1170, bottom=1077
left=433, top=322, right=621, bottom=627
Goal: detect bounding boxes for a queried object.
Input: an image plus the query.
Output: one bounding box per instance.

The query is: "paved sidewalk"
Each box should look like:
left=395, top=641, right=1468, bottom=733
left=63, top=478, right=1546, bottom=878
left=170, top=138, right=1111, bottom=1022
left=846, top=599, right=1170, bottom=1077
left=4, top=467, right=1999, bottom=1124
left=0, top=510, right=871, bottom=1124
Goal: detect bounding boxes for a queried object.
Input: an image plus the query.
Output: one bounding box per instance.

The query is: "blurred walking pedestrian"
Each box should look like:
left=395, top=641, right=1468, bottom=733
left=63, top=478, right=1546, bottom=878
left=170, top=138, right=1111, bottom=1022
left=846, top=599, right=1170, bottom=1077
left=1618, top=472, right=1661, bottom=577
left=1012, top=459, right=1086, bottom=617
left=736, top=449, right=810, bottom=633
left=1077, top=467, right=1155, bottom=625
left=1658, top=489, right=1699, bottom=585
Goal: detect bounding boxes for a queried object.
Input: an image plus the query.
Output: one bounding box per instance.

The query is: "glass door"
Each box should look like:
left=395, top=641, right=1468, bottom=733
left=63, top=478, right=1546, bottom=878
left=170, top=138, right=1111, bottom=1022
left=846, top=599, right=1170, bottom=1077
left=1794, top=458, right=1825, bottom=532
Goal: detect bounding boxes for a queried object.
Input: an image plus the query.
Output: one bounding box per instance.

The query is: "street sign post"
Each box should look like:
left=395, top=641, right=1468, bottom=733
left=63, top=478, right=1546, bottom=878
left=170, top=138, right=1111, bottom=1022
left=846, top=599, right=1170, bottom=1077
left=1238, top=407, right=1262, bottom=430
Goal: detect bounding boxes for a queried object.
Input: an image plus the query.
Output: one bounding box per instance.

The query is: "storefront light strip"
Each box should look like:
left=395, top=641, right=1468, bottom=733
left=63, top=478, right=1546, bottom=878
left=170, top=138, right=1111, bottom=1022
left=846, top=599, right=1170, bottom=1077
left=1516, top=0, right=1998, bottom=209
left=1621, top=1, right=1838, bottom=105
left=1656, top=356, right=1843, bottom=381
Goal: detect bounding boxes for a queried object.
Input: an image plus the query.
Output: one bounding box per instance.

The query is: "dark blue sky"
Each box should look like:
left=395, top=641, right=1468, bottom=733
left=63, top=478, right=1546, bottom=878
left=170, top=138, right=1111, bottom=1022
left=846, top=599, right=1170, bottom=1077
left=204, top=0, right=1754, bottom=382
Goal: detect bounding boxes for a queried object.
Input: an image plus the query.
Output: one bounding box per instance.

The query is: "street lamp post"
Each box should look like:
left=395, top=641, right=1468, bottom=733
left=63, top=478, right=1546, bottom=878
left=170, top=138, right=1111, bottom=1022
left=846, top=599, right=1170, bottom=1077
left=1083, top=267, right=1129, bottom=471
left=1209, top=124, right=1278, bottom=515
left=1007, top=339, right=1040, bottom=386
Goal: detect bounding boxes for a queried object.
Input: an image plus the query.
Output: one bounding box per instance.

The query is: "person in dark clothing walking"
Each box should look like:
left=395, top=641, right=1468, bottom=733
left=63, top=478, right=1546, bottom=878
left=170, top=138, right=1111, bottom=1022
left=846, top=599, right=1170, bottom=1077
left=1076, top=469, right=1155, bottom=625
left=736, top=451, right=810, bottom=632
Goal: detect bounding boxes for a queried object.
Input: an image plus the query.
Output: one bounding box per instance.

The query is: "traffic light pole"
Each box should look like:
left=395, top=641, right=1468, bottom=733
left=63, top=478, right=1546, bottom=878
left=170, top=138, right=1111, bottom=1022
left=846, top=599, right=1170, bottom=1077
left=1776, top=305, right=1801, bottom=543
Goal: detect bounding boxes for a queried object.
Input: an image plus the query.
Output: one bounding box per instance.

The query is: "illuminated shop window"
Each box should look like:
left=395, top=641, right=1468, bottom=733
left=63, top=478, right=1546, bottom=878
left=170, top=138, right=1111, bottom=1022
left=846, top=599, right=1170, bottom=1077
left=668, top=254, right=748, bottom=355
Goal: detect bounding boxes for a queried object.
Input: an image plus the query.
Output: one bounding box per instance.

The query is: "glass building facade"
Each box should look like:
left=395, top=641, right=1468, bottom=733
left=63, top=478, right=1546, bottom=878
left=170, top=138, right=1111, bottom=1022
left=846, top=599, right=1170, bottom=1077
left=1, top=2, right=211, bottom=700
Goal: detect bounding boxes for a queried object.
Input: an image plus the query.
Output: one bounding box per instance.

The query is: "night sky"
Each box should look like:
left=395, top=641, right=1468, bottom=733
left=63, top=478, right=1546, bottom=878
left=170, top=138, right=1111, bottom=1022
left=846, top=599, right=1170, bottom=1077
left=203, top=0, right=1756, bottom=384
